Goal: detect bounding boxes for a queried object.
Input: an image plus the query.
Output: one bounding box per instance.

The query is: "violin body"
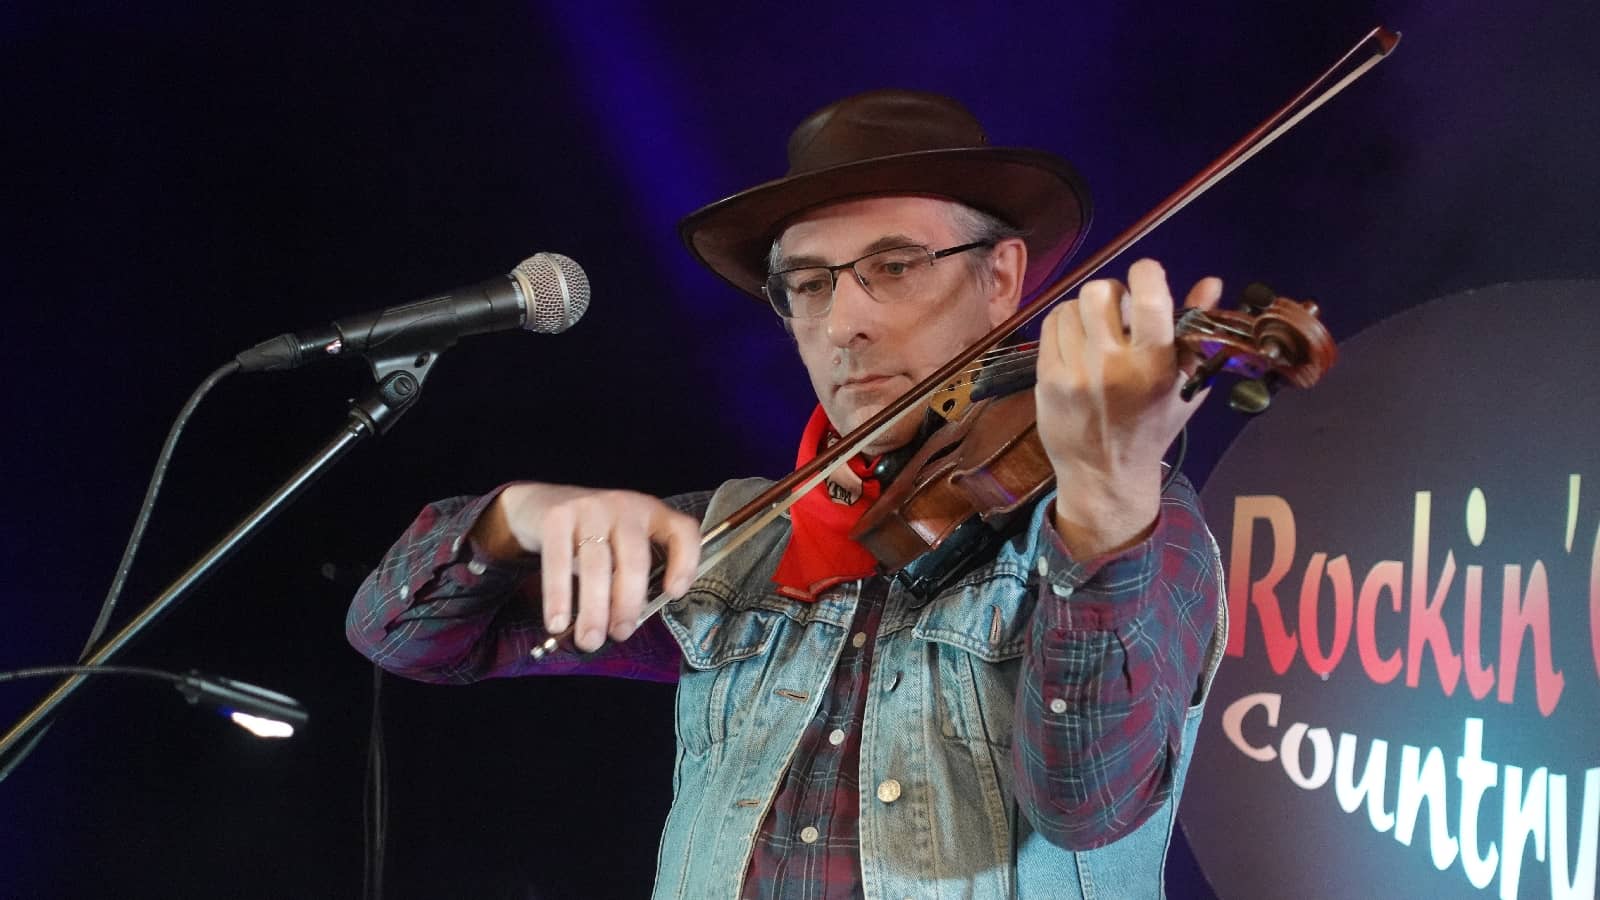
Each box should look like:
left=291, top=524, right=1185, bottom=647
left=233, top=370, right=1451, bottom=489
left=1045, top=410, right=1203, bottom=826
left=853, top=391, right=1052, bottom=596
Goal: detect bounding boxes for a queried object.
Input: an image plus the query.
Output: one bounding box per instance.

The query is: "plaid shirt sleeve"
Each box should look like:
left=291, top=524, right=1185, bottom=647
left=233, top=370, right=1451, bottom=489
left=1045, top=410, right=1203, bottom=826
left=1012, top=474, right=1222, bottom=850
left=344, top=486, right=712, bottom=685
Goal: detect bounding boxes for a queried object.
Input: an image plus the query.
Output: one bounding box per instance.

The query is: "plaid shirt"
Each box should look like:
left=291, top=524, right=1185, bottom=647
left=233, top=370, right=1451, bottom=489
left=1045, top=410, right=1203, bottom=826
left=739, top=579, right=888, bottom=899
left=347, top=482, right=1220, bottom=896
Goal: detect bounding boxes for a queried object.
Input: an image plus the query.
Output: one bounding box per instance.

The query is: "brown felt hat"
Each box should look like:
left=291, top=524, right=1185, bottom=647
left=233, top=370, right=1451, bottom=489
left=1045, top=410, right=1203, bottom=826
left=679, top=89, right=1092, bottom=302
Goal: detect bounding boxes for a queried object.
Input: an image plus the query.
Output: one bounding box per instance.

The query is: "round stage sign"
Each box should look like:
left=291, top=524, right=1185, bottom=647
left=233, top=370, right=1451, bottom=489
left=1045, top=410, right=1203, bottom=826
left=1184, top=281, right=1600, bottom=900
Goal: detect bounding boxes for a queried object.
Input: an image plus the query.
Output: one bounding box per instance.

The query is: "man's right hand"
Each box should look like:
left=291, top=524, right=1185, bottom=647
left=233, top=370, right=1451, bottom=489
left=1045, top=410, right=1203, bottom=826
left=470, top=483, right=702, bottom=651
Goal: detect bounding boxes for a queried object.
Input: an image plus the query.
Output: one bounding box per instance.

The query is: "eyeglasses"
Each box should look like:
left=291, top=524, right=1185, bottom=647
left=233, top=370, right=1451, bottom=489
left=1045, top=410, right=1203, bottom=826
left=763, top=241, right=992, bottom=319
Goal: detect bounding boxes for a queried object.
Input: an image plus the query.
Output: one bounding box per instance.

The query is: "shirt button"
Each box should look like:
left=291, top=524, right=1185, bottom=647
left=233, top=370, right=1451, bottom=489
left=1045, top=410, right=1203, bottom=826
left=466, top=559, right=488, bottom=576
left=1049, top=697, right=1069, bottom=714
left=452, top=536, right=464, bottom=555
left=877, top=779, right=902, bottom=803
left=799, top=826, right=819, bottom=844
left=851, top=631, right=867, bottom=649
left=398, top=584, right=409, bottom=600
left=828, top=728, right=846, bottom=746
left=1036, top=555, right=1049, bottom=577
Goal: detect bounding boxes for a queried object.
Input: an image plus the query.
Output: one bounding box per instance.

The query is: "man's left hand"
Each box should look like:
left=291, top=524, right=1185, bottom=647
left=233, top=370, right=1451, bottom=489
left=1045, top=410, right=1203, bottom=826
left=1035, top=258, right=1221, bottom=558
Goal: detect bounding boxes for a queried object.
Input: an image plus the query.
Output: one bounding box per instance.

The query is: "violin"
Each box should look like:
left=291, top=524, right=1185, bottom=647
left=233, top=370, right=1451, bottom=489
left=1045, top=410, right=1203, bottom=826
left=853, top=284, right=1337, bottom=598
left=532, top=25, right=1397, bottom=659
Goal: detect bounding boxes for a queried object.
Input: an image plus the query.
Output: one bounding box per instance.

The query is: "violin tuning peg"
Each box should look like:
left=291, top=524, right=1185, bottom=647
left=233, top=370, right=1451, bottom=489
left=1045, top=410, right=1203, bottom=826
left=1228, top=375, right=1280, bottom=415
left=1182, top=350, right=1232, bottom=401
left=1241, top=282, right=1278, bottom=315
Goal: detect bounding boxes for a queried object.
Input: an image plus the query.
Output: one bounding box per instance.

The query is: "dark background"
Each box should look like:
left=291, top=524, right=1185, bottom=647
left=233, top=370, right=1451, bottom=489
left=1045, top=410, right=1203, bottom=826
left=2, top=2, right=1596, bottom=898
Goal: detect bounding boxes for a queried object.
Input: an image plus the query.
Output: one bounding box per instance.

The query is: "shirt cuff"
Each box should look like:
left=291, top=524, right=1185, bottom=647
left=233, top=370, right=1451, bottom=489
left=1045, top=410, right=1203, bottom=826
left=1034, top=500, right=1163, bottom=632
left=423, top=486, right=539, bottom=595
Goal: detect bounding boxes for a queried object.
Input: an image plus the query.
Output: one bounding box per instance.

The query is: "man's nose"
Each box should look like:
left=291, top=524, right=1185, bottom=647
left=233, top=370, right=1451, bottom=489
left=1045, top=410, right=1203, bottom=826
left=825, top=269, right=875, bottom=348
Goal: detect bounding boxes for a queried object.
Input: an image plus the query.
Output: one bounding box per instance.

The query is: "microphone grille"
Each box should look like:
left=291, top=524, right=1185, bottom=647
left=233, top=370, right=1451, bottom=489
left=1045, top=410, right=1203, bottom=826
left=512, top=252, right=591, bottom=334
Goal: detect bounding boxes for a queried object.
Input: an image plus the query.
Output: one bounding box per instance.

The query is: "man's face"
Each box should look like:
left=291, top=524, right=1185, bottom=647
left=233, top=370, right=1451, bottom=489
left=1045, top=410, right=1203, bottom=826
left=775, top=196, right=1023, bottom=455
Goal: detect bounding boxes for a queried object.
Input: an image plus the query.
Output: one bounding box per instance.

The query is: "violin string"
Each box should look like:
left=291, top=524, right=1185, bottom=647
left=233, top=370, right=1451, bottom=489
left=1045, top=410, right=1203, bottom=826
left=925, top=309, right=1258, bottom=399
left=930, top=348, right=1040, bottom=397
left=927, top=345, right=1035, bottom=385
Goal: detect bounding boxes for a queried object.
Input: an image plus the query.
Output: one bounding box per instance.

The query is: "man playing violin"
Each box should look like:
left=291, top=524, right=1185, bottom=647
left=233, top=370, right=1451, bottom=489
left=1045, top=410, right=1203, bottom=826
left=347, top=89, right=1226, bottom=898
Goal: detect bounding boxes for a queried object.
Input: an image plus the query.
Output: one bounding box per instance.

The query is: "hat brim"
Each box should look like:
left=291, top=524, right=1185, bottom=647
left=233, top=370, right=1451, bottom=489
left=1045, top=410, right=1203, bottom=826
left=679, top=146, right=1092, bottom=302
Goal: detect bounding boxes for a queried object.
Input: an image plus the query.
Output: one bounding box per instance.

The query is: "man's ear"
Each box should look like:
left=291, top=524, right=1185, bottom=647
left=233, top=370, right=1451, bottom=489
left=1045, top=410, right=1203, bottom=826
left=986, top=238, right=1027, bottom=326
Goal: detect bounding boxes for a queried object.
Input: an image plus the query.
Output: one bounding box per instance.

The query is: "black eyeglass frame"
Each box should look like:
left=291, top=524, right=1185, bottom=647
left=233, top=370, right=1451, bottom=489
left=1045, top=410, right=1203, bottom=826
left=762, top=241, right=993, bottom=319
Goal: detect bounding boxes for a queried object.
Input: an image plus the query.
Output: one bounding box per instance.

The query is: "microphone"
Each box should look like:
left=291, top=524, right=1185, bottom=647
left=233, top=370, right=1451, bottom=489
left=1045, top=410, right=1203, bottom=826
left=235, top=252, right=590, bottom=373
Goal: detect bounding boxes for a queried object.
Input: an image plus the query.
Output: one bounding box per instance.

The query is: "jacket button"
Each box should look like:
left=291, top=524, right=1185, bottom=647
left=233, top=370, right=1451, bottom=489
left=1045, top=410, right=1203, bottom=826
left=883, top=671, right=901, bottom=693
left=876, top=779, right=902, bottom=803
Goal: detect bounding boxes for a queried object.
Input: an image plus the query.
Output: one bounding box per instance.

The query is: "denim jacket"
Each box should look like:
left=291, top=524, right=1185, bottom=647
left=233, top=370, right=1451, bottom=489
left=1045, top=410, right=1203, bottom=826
left=652, top=477, right=1227, bottom=900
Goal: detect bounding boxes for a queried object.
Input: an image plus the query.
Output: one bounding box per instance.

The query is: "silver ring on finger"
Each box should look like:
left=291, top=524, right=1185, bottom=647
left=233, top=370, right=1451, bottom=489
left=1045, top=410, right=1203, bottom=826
left=576, top=534, right=610, bottom=551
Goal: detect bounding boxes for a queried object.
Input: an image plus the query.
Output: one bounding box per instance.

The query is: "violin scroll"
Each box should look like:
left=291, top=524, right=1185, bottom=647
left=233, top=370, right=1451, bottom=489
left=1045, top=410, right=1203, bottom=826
left=1177, top=282, right=1337, bottom=414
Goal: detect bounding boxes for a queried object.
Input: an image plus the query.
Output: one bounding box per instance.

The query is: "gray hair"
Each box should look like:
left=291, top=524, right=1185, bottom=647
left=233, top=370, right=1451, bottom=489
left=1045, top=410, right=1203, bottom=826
left=942, top=202, right=1027, bottom=291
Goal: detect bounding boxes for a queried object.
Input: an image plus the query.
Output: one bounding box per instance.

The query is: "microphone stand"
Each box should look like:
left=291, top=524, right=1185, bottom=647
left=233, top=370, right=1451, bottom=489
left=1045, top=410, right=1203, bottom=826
left=0, top=358, right=432, bottom=765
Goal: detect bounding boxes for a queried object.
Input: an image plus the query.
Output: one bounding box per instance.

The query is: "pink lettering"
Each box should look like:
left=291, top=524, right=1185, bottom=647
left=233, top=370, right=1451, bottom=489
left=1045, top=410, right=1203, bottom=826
left=1357, top=560, right=1405, bottom=685
left=1227, top=496, right=1300, bottom=674
left=1407, top=492, right=1462, bottom=695
left=1299, top=552, right=1353, bottom=676
left=1462, top=564, right=1495, bottom=700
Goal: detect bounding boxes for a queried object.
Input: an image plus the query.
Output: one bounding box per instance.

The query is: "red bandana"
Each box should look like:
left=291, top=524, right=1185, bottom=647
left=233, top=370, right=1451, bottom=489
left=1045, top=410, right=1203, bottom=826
left=771, top=405, right=883, bottom=601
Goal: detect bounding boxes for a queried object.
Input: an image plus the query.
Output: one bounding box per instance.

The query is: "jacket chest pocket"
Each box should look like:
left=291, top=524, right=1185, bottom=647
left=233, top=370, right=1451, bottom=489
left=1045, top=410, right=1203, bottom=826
left=668, top=599, right=784, bottom=757
left=908, top=576, right=1033, bottom=749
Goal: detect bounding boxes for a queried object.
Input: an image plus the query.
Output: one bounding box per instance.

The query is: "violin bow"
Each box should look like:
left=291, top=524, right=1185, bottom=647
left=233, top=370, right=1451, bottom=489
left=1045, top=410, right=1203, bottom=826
left=535, top=25, right=1400, bottom=656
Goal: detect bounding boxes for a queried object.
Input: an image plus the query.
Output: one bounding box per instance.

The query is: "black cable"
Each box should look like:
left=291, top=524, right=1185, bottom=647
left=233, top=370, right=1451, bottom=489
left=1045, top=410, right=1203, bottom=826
left=0, top=664, right=193, bottom=688
left=81, top=360, right=241, bottom=658
left=1162, top=426, right=1189, bottom=492
left=0, top=362, right=242, bottom=784
left=363, top=663, right=388, bottom=900
left=0, top=361, right=242, bottom=786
